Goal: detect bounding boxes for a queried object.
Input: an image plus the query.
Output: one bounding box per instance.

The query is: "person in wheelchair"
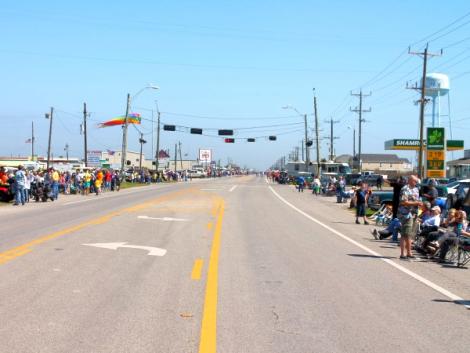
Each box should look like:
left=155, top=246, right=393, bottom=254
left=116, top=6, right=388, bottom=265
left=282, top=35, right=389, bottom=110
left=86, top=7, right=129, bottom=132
left=438, top=210, right=468, bottom=263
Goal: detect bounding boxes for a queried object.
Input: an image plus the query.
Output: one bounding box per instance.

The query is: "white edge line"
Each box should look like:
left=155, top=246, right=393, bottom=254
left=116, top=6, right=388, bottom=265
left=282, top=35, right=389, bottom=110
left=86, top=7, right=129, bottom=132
left=267, top=184, right=469, bottom=309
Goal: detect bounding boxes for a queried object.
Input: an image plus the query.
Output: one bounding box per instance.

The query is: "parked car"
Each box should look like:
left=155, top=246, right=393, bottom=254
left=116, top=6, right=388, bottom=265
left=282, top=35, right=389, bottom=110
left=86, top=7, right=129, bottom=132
left=446, top=179, right=470, bottom=195
left=446, top=182, right=470, bottom=214
left=345, top=173, right=362, bottom=186
left=362, top=174, right=382, bottom=187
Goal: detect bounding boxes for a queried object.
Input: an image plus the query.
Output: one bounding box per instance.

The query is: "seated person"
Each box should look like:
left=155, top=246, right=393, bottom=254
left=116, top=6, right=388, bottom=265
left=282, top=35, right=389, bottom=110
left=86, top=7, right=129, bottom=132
left=421, top=208, right=456, bottom=255
left=372, top=217, right=401, bottom=241
left=437, top=210, right=468, bottom=263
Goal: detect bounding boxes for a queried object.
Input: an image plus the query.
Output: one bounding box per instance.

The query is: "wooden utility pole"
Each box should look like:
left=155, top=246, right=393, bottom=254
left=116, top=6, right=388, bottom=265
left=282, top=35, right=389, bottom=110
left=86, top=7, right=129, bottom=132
left=350, top=91, right=371, bottom=173
left=83, top=103, right=88, bottom=167
left=408, top=44, right=442, bottom=178
left=313, top=89, right=321, bottom=177
left=174, top=144, right=177, bottom=173
left=324, top=117, right=340, bottom=161
left=45, top=107, right=54, bottom=169
left=121, top=93, right=131, bottom=171
left=178, top=141, right=183, bottom=169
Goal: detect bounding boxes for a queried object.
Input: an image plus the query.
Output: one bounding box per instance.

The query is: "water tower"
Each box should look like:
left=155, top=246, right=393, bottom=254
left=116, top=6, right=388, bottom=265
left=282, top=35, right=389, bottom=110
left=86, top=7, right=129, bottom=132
left=423, top=73, right=450, bottom=127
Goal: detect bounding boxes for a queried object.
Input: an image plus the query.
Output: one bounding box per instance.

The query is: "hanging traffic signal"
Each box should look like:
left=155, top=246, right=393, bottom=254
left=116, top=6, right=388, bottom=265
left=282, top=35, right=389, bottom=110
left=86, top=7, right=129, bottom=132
left=190, top=128, right=203, bottom=135
left=218, top=129, right=234, bottom=136
left=163, top=125, right=176, bottom=131
left=247, top=138, right=255, bottom=142
left=268, top=136, right=277, bottom=141
left=306, top=140, right=313, bottom=147
left=224, top=138, right=235, bottom=143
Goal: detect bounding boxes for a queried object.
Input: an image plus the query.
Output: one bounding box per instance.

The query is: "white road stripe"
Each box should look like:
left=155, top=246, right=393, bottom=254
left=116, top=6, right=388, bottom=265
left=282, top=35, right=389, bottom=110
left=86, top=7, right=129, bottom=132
left=229, top=185, right=237, bottom=192
left=268, top=185, right=469, bottom=309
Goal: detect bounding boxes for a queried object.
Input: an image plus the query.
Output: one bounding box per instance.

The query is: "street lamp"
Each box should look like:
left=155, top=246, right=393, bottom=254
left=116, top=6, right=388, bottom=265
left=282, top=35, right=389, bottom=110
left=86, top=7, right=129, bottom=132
left=282, top=105, right=310, bottom=173
left=121, top=84, right=159, bottom=172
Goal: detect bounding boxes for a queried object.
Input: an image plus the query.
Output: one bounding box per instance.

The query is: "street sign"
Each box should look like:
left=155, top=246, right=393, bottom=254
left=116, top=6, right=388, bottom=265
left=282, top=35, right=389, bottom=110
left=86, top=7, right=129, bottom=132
left=426, top=128, right=446, bottom=178
left=199, top=149, right=212, bottom=163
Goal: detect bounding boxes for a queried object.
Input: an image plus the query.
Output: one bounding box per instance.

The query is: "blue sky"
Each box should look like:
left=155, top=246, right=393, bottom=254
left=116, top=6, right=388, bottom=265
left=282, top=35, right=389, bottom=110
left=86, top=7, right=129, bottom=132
left=1, top=0, right=469, bottom=169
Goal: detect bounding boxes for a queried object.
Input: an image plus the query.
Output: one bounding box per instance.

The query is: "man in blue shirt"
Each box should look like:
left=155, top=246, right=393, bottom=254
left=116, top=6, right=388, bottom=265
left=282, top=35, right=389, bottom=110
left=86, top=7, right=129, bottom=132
left=14, top=165, right=26, bottom=206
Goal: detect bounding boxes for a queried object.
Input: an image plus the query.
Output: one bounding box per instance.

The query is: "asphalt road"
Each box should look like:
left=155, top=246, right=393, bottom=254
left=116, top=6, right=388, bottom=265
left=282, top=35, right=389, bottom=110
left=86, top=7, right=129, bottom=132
left=1, top=176, right=470, bottom=353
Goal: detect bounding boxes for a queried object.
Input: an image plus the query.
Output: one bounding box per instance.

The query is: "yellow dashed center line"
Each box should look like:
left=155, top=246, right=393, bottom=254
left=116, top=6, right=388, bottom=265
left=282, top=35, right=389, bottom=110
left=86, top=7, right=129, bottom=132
left=191, top=259, right=204, bottom=280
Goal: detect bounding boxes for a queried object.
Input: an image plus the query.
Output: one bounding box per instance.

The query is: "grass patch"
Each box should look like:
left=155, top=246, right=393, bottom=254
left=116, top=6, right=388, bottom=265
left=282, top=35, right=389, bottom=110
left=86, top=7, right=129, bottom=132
left=119, top=181, right=150, bottom=189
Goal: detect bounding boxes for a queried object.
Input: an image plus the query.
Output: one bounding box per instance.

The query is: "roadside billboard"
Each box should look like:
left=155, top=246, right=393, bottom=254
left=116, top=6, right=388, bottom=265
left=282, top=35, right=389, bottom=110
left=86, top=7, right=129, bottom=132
left=86, top=150, right=102, bottom=167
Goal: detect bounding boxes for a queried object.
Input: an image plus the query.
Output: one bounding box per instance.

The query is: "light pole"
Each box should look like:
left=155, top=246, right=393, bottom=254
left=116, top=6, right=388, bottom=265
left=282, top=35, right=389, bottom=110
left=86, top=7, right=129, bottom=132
left=121, top=84, right=159, bottom=172
left=282, top=105, right=310, bottom=172
left=348, top=125, right=356, bottom=160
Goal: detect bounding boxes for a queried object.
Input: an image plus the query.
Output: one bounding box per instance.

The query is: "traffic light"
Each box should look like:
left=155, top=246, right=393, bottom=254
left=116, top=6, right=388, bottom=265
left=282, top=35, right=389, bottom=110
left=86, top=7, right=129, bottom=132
left=163, top=125, right=176, bottom=131
left=190, top=128, right=203, bottom=135
left=224, top=138, right=235, bottom=143
left=306, top=140, right=313, bottom=147
left=218, top=129, right=234, bottom=136
left=247, top=138, right=255, bottom=142
left=268, top=136, right=277, bottom=141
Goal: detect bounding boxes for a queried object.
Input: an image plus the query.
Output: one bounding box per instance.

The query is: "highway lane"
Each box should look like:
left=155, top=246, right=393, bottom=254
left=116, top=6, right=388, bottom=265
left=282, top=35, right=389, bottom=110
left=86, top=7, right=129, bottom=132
left=1, top=175, right=470, bottom=352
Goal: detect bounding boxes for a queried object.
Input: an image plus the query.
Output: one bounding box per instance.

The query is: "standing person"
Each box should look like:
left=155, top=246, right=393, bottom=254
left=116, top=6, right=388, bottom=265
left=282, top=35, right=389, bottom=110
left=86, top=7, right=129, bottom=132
left=296, top=175, right=305, bottom=192
left=312, top=176, right=321, bottom=195
left=13, top=165, right=26, bottom=206
left=354, top=181, right=370, bottom=225
left=376, top=175, right=383, bottom=190
left=398, top=175, right=422, bottom=259
left=423, top=179, right=439, bottom=206
left=51, top=168, right=60, bottom=200
left=83, top=169, right=91, bottom=196
left=24, top=170, right=33, bottom=203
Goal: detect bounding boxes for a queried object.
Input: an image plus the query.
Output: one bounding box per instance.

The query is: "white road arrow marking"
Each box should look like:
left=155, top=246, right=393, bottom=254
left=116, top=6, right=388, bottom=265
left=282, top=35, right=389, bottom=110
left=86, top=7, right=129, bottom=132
left=229, top=185, right=237, bottom=192
left=83, top=242, right=167, bottom=256
left=137, top=215, right=189, bottom=222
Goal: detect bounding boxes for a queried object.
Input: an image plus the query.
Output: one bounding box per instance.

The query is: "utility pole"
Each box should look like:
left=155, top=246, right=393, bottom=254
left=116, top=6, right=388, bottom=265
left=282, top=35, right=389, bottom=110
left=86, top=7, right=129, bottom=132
left=324, top=118, right=340, bottom=161
left=408, top=44, right=442, bottom=179
left=64, top=143, right=69, bottom=161
left=174, top=143, right=177, bottom=173
left=155, top=102, right=161, bottom=172
left=139, top=133, right=146, bottom=170
left=350, top=91, right=371, bottom=173
left=313, top=89, right=321, bottom=177
left=121, top=93, right=131, bottom=172
left=83, top=102, right=88, bottom=167
left=303, top=114, right=310, bottom=172
left=45, top=107, right=54, bottom=169
left=31, top=121, right=35, bottom=161
left=178, top=141, right=183, bottom=169
left=353, top=128, right=356, bottom=158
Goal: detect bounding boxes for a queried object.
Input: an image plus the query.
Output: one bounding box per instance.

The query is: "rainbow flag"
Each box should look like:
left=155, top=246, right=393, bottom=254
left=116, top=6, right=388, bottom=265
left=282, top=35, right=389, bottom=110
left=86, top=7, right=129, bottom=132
left=99, top=113, right=141, bottom=127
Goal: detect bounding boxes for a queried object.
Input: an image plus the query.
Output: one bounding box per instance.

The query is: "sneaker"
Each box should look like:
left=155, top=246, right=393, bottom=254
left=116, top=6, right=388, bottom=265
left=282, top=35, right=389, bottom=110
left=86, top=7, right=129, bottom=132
left=372, top=229, right=379, bottom=240
left=407, top=255, right=416, bottom=259
left=364, top=221, right=370, bottom=225
left=355, top=220, right=360, bottom=224
left=400, top=255, right=407, bottom=260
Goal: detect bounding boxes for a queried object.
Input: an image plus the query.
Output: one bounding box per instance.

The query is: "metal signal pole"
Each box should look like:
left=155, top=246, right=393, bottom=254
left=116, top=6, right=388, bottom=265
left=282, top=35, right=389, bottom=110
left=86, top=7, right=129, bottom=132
left=45, top=107, right=54, bottom=169
left=313, top=89, right=321, bottom=177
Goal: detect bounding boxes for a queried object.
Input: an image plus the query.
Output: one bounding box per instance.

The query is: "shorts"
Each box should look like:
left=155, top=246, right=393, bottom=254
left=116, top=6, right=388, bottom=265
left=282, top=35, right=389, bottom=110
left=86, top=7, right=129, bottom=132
left=356, top=204, right=366, bottom=217
left=84, top=182, right=91, bottom=188
left=399, top=216, right=415, bottom=239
